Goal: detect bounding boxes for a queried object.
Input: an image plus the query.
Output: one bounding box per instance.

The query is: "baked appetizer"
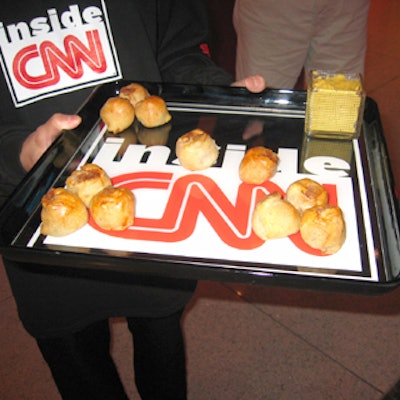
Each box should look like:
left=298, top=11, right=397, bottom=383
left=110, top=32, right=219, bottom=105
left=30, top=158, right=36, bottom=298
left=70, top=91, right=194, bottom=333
left=239, top=146, right=279, bottom=184
left=90, top=186, right=135, bottom=230
left=66, top=163, right=112, bottom=207
left=100, top=97, right=135, bottom=133
left=135, top=95, right=172, bottom=128
left=41, top=188, right=88, bottom=236
left=300, top=205, right=346, bottom=254
left=286, top=178, right=328, bottom=214
left=252, top=192, right=300, bottom=240
left=119, top=82, right=150, bottom=107
left=175, top=128, right=219, bottom=171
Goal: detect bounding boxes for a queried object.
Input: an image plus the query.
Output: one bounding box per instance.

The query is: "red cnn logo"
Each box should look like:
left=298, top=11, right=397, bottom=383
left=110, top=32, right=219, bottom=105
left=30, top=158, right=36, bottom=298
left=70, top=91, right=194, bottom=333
left=89, top=171, right=337, bottom=256
left=13, top=30, right=106, bottom=89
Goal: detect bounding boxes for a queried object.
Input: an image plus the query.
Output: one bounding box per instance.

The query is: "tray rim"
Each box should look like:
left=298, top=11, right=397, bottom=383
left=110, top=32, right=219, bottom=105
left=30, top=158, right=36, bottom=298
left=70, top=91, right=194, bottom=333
left=1, top=81, right=399, bottom=294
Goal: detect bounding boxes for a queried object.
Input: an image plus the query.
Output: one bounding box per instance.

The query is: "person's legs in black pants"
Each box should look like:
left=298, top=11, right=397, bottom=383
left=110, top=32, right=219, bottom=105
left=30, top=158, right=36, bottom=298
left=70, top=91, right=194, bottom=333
left=36, top=319, right=128, bottom=400
left=127, top=309, right=187, bottom=400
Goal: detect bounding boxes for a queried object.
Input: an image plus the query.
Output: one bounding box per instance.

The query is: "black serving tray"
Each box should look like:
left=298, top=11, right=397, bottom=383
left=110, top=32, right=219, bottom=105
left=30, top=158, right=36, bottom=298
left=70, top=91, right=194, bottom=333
left=0, top=80, right=399, bottom=295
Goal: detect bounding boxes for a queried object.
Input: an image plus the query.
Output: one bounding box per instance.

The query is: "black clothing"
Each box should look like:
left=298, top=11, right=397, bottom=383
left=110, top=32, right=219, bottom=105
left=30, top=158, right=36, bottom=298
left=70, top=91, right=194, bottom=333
left=0, top=0, right=232, bottom=205
left=5, top=262, right=197, bottom=337
left=37, top=320, right=130, bottom=400
left=0, top=0, right=232, bottom=338
left=37, top=310, right=186, bottom=400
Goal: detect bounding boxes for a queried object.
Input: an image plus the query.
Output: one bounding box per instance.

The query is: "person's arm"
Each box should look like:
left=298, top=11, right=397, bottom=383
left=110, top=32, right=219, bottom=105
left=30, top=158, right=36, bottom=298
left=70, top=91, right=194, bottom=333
left=19, top=114, right=81, bottom=172
left=0, top=114, right=81, bottom=207
left=156, top=0, right=233, bottom=86
left=155, top=0, right=267, bottom=92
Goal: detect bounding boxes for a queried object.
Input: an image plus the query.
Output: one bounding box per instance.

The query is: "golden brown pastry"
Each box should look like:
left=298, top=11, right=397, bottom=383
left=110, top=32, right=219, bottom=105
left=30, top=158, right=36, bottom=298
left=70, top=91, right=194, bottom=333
left=119, top=83, right=150, bottom=106
left=300, top=205, right=346, bottom=254
left=175, top=128, right=219, bottom=171
left=134, top=95, right=172, bottom=128
left=100, top=97, right=135, bottom=133
left=239, top=146, right=279, bottom=184
left=41, top=188, right=88, bottom=236
left=252, top=192, right=300, bottom=240
left=286, top=178, right=328, bottom=214
left=90, top=186, right=135, bottom=230
left=66, top=164, right=112, bottom=207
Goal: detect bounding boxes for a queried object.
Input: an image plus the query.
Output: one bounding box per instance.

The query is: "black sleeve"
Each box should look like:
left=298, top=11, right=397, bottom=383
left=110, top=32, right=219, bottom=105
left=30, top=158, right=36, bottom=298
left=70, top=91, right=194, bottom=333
left=156, top=0, right=233, bottom=86
left=0, top=126, right=29, bottom=207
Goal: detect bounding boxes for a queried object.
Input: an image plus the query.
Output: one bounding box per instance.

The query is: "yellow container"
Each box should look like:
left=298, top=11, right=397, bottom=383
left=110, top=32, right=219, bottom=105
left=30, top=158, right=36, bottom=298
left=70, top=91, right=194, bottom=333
left=304, top=70, right=366, bottom=139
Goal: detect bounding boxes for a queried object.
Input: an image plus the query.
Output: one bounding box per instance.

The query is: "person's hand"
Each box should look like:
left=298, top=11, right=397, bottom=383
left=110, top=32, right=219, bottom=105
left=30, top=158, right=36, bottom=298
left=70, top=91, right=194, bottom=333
left=231, top=74, right=267, bottom=93
left=20, top=113, right=82, bottom=172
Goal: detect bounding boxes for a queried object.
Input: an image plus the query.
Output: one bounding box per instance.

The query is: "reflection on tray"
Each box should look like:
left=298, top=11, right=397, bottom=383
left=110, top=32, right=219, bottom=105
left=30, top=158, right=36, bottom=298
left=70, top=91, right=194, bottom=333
left=300, top=136, right=354, bottom=175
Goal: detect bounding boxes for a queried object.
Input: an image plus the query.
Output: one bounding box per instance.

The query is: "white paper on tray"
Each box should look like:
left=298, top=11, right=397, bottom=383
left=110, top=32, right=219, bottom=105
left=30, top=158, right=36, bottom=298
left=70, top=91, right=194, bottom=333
left=36, top=127, right=376, bottom=280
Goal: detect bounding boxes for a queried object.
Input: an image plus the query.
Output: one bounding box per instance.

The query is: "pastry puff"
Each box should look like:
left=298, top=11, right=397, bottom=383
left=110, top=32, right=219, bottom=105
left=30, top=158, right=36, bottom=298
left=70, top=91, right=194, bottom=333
left=175, top=128, right=219, bottom=171
left=239, top=146, right=279, bottom=184
left=90, top=186, right=135, bottom=231
left=66, top=164, right=112, bottom=207
left=41, top=188, right=88, bottom=236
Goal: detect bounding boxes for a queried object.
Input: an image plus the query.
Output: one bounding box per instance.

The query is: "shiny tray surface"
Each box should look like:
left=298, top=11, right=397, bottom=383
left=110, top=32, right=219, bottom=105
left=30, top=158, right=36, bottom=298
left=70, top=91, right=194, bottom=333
left=0, top=81, right=399, bottom=294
